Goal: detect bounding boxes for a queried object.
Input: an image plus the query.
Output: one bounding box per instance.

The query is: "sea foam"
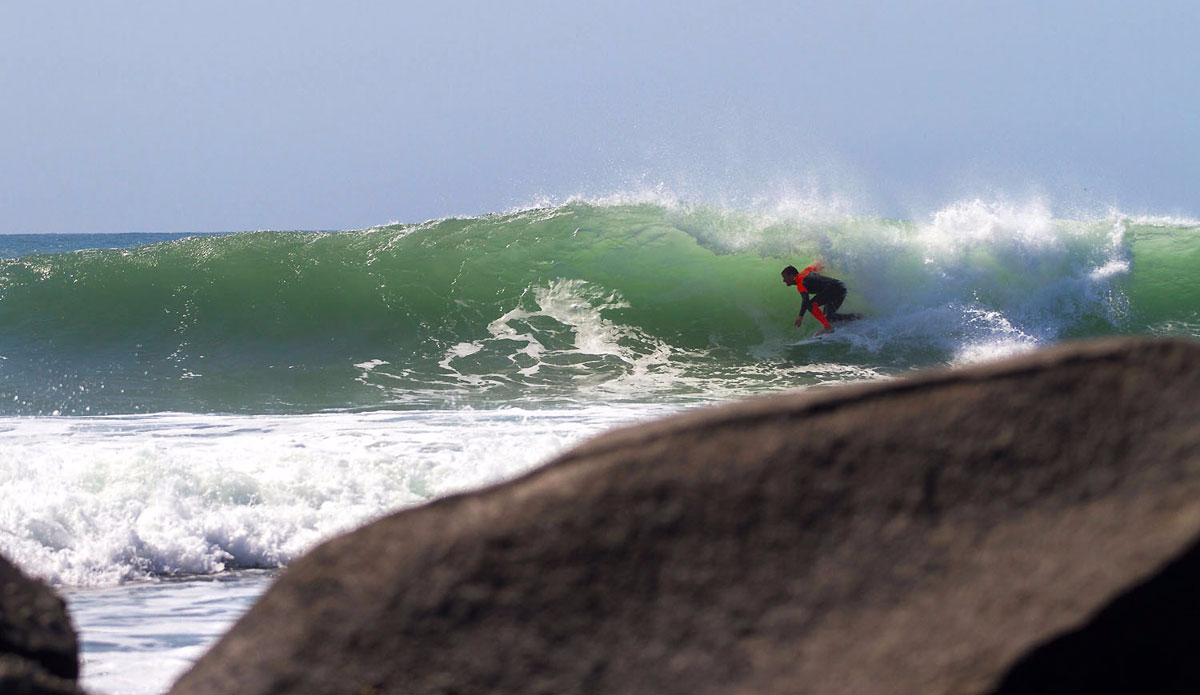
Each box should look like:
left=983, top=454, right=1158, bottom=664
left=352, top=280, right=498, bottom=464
left=1, top=407, right=673, bottom=587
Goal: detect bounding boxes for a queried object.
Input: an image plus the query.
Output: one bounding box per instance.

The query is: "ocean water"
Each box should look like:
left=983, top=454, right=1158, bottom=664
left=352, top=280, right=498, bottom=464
left=2, top=196, right=1198, bottom=694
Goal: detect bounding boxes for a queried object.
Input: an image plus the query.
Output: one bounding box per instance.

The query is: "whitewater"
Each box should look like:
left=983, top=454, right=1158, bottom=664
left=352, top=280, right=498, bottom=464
left=2, top=196, right=1198, bottom=694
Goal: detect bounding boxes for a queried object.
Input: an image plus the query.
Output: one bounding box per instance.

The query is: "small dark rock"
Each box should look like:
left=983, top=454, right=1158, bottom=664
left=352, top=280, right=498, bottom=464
left=0, top=554, right=82, bottom=694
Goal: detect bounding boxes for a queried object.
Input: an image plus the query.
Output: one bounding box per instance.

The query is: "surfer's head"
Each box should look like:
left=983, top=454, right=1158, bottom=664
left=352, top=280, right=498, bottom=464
left=781, top=266, right=799, bottom=285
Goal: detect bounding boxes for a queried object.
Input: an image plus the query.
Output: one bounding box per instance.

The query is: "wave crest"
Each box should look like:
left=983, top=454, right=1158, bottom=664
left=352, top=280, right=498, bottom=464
left=0, top=199, right=1195, bottom=414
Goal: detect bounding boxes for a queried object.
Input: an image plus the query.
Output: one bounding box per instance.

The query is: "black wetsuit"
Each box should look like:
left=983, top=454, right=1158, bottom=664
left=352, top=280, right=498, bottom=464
left=797, top=273, right=848, bottom=324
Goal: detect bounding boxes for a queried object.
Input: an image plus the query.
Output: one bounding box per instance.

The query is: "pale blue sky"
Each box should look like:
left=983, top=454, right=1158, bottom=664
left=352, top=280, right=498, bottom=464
left=2, top=1, right=1197, bottom=233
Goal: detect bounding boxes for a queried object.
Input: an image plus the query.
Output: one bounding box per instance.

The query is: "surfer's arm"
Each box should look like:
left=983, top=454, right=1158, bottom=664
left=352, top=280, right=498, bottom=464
left=797, top=261, right=824, bottom=281
left=795, top=263, right=833, bottom=330
left=795, top=294, right=810, bottom=327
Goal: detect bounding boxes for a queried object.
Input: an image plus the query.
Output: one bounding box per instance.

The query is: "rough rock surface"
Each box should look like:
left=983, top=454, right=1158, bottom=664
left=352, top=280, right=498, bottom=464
left=0, top=554, right=82, bottom=695
left=171, top=337, right=1200, bottom=695
left=989, top=533, right=1200, bottom=694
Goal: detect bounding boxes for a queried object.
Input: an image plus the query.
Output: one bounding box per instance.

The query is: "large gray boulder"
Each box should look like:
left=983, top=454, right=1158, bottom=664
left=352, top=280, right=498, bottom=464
left=0, top=554, right=82, bottom=695
left=171, top=337, right=1200, bottom=695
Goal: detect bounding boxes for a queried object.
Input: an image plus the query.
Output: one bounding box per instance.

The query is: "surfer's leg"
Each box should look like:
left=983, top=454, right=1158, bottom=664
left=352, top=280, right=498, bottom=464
left=820, top=284, right=847, bottom=318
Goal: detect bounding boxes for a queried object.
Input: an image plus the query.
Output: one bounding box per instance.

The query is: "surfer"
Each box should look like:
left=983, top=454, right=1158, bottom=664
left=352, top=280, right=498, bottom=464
left=781, top=262, right=847, bottom=337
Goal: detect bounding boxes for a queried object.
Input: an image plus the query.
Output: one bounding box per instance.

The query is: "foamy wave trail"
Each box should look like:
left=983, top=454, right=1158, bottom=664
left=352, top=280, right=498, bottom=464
left=0, top=407, right=669, bottom=586
left=0, top=199, right=1196, bottom=415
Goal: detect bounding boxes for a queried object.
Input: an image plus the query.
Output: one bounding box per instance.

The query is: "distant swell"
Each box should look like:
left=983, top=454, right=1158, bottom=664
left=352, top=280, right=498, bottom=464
left=0, top=200, right=1197, bottom=415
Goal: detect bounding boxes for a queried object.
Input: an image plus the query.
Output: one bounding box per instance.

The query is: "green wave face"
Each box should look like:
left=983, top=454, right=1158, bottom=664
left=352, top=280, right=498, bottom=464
left=0, top=202, right=1196, bottom=414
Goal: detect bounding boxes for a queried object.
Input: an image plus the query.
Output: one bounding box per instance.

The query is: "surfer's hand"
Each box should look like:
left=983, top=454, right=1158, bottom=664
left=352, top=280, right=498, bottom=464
left=794, top=316, right=804, bottom=327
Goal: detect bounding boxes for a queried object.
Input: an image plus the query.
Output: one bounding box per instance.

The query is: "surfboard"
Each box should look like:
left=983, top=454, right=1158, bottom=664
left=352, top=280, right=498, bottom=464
left=788, top=314, right=864, bottom=346
left=788, top=333, right=852, bottom=347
